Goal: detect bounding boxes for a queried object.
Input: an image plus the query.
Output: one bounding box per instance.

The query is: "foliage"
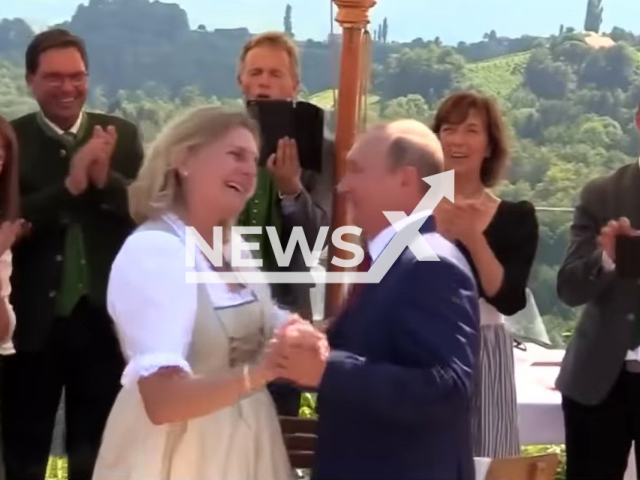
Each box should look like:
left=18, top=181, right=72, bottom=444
left=464, top=52, right=530, bottom=98
left=522, top=445, right=567, bottom=480
left=584, top=0, right=603, bottom=34
left=300, top=392, right=317, bottom=418
left=284, top=4, right=293, bottom=38
left=2, top=0, right=640, bottom=347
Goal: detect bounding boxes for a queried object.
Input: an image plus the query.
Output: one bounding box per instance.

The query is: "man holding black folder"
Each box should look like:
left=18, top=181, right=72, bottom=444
left=237, top=31, right=333, bottom=416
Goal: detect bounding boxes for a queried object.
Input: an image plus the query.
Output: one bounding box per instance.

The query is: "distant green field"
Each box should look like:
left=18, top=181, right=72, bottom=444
left=306, top=45, right=640, bottom=104
left=464, top=51, right=530, bottom=98
left=308, top=88, right=380, bottom=110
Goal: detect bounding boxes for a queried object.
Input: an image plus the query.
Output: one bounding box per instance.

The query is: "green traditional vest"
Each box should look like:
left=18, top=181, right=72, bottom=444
left=236, top=167, right=282, bottom=272
left=36, top=112, right=90, bottom=317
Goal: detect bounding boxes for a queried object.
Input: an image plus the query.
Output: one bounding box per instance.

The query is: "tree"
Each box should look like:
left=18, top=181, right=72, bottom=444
left=284, top=4, right=293, bottom=37
left=382, top=17, right=388, bottom=43
left=381, top=94, right=431, bottom=123
left=379, top=46, right=466, bottom=100
left=584, top=0, right=603, bottom=33
left=524, top=48, right=574, bottom=99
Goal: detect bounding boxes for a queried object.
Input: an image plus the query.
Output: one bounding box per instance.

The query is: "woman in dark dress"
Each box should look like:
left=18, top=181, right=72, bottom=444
left=432, top=92, right=539, bottom=458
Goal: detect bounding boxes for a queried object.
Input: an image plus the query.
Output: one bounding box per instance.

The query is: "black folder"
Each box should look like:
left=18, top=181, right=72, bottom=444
left=246, top=99, right=325, bottom=173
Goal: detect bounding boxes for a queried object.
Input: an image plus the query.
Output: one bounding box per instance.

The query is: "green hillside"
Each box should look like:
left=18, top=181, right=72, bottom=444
left=464, top=51, right=531, bottom=98
left=308, top=89, right=380, bottom=110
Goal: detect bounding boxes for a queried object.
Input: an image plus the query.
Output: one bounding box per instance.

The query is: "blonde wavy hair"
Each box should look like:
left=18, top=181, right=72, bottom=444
left=128, top=106, right=260, bottom=226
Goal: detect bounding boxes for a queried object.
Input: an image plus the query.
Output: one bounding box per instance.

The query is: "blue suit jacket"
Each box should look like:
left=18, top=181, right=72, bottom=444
left=312, top=216, right=480, bottom=480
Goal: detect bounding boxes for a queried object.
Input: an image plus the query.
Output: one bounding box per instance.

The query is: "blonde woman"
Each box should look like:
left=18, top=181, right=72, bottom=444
left=92, top=107, right=294, bottom=479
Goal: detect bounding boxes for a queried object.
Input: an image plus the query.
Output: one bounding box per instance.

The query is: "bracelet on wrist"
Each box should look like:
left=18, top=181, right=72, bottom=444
left=242, top=364, right=252, bottom=394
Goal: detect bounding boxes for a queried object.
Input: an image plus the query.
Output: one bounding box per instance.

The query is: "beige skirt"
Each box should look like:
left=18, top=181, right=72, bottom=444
left=92, top=385, right=293, bottom=480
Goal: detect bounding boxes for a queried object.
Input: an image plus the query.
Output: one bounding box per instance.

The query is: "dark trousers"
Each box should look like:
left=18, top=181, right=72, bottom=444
left=268, top=381, right=301, bottom=417
left=563, top=369, right=640, bottom=480
left=1, top=297, right=124, bottom=480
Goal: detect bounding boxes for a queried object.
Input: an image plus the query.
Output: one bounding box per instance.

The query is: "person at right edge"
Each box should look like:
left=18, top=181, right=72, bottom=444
left=236, top=31, right=334, bottom=417
left=556, top=100, right=640, bottom=480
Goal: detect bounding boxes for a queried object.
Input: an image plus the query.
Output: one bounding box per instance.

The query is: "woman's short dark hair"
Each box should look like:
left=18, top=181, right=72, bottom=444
left=432, top=91, right=509, bottom=187
left=0, top=116, right=20, bottom=221
left=25, top=28, right=88, bottom=75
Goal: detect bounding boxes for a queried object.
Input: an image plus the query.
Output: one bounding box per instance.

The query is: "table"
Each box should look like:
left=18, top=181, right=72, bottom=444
left=514, top=344, right=637, bottom=480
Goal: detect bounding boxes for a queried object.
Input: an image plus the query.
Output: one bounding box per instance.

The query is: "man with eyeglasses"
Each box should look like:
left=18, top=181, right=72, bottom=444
left=1, top=28, right=143, bottom=480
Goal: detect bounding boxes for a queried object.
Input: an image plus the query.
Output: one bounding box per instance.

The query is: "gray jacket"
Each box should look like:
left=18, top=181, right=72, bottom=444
left=555, top=162, right=640, bottom=405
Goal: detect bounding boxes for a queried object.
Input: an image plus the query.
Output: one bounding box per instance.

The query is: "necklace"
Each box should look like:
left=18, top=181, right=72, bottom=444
left=455, top=189, right=487, bottom=203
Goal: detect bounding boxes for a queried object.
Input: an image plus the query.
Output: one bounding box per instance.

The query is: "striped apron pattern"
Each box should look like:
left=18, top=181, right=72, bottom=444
left=470, top=300, right=521, bottom=458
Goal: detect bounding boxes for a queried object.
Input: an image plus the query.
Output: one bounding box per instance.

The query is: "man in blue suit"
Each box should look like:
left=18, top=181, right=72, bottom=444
left=270, top=120, right=480, bottom=480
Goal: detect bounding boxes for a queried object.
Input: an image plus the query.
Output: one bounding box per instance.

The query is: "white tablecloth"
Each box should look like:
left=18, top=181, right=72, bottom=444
left=513, top=345, right=636, bottom=480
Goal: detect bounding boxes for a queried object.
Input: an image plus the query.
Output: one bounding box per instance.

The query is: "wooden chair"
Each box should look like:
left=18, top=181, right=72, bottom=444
left=485, top=454, right=560, bottom=480
left=279, top=416, right=319, bottom=469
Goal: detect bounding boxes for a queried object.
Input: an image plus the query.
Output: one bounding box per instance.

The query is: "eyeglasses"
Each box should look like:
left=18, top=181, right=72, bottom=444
left=41, top=72, right=88, bottom=88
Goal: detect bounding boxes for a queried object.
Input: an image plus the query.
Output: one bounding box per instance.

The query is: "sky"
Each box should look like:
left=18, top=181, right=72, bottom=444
left=3, top=0, right=640, bottom=45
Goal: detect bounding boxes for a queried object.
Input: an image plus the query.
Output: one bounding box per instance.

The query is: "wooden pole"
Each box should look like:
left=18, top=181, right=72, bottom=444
left=325, top=0, right=376, bottom=318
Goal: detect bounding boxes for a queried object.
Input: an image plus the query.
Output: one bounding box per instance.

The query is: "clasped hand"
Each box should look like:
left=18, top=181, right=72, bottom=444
left=434, top=198, right=488, bottom=245
left=597, top=217, right=640, bottom=262
left=66, top=125, right=117, bottom=195
left=262, top=315, right=329, bottom=388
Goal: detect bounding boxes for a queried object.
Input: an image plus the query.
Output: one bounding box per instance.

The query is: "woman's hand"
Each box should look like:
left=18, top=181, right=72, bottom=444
left=434, top=198, right=490, bottom=246
left=0, top=219, right=26, bottom=255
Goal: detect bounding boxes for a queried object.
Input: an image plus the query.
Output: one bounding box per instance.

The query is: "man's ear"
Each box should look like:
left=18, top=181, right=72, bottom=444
left=398, top=165, right=421, bottom=191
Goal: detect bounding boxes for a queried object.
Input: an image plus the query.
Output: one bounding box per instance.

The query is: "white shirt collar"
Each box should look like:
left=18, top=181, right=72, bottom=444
left=367, top=209, right=432, bottom=262
left=41, top=111, right=83, bottom=135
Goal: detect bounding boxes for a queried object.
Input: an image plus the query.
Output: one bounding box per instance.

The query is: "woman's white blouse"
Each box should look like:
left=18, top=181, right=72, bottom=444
left=107, top=225, right=290, bottom=388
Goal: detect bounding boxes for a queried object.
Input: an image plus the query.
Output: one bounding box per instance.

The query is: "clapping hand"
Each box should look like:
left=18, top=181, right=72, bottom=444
left=266, top=137, right=302, bottom=196
left=88, top=125, right=117, bottom=188
left=66, top=126, right=117, bottom=194
left=434, top=198, right=489, bottom=245
left=597, top=217, right=639, bottom=262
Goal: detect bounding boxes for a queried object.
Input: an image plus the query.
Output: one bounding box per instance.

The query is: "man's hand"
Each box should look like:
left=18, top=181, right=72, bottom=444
left=65, top=126, right=118, bottom=195
left=88, top=125, right=117, bottom=188
left=267, top=320, right=329, bottom=388
left=65, top=144, right=93, bottom=195
left=597, top=217, right=639, bottom=262
left=266, top=137, right=302, bottom=196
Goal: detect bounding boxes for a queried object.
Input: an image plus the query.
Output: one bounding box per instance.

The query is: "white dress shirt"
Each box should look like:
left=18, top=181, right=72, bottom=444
left=368, top=208, right=504, bottom=326
left=367, top=209, right=432, bottom=262
left=107, top=213, right=290, bottom=387
left=41, top=111, right=83, bottom=135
